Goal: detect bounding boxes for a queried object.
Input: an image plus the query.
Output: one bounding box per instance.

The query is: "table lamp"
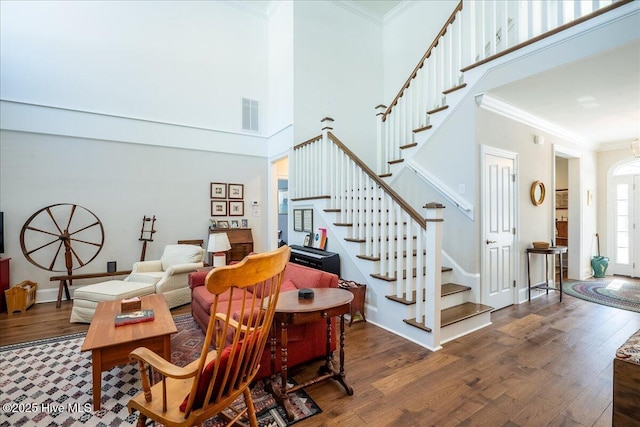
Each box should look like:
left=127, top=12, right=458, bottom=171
left=207, top=233, right=231, bottom=267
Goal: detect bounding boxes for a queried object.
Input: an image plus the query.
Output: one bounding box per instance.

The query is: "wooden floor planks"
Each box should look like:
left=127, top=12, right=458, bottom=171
left=1, top=291, right=639, bottom=426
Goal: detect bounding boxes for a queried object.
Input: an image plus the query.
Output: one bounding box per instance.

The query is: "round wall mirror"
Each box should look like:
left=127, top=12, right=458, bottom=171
left=530, top=181, right=545, bottom=206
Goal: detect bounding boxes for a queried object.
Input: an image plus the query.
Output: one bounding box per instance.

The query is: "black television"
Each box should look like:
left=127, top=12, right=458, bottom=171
left=0, top=212, right=4, bottom=254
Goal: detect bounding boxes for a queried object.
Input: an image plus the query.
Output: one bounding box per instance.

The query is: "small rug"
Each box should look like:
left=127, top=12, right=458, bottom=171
left=0, top=315, right=321, bottom=426
left=562, top=278, right=640, bottom=313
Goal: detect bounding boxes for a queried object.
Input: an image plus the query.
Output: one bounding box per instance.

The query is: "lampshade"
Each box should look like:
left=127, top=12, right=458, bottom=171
left=207, top=233, right=231, bottom=253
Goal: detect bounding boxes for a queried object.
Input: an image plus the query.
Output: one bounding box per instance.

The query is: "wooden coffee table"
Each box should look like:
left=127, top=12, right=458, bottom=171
left=81, top=293, right=177, bottom=410
left=268, top=288, right=354, bottom=420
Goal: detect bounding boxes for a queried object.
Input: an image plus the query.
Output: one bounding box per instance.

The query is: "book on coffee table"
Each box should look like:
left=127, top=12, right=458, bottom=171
left=114, top=309, right=154, bottom=327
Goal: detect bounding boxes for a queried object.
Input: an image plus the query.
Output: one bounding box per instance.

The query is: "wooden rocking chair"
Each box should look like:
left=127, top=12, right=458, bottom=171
left=127, top=245, right=291, bottom=427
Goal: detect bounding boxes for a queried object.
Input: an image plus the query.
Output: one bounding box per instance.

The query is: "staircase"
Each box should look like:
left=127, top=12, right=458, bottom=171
left=291, top=123, right=491, bottom=350
left=290, top=0, right=633, bottom=351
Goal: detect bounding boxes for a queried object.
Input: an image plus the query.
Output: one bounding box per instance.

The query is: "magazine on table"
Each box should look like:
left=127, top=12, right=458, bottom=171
left=114, top=309, right=154, bottom=326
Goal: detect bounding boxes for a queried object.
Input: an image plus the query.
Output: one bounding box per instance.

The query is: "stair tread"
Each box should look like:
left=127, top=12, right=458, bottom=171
left=441, top=302, right=493, bottom=327
left=413, top=124, right=433, bottom=133
left=388, top=159, right=404, bottom=165
left=356, top=249, right=425, bottom=261
left=403, top=318, right=432, bottom=333
left=427, top=105, right=449, bottom=115
left=400, top=143, right=418, bottom=150
left=403, top=302, right=493, bottom=331
left=442, top=83, right=467, bottom=95
left=379, top=173, right=392, bottom=178
left=385, top=282, right=468, bottom=304
left=441, top=283, right=471, bottom=296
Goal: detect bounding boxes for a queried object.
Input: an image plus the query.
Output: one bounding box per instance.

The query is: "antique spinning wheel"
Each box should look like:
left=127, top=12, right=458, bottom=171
left=20, top=203, right=105, bottom=274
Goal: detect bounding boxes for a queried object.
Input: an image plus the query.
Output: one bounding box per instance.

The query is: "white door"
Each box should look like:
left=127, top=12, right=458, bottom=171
left=612, top=175, right=640, bottom=277
left=482, top=149, right=517, bottom=310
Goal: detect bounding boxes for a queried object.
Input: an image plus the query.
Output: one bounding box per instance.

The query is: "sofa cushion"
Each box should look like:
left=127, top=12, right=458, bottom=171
left=253, top=277, right=297, bottom=298
left=161, top=244, right=203, bottom=271
left=282, top=264, right=324, bottom=288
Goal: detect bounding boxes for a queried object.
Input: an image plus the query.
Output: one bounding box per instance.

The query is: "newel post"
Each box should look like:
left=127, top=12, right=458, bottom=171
left=320, top=117, right=334, bottom=196
left=375, top=105, right=387, bottom=175
left=424, top=202, right=445, bottom=349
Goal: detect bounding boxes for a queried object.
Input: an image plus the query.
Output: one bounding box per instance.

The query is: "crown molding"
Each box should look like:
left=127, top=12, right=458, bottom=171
left=330, top=0, right=384, bottom=25
left=383, top=1, right=414, bottom=24
left=475, top=93, right=596, bottom=150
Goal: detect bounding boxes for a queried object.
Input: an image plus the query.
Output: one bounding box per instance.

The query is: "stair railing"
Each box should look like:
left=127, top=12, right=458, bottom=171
left=291, top=118, right=443, bottom=339
left=376, top=0, right=631, bottom=174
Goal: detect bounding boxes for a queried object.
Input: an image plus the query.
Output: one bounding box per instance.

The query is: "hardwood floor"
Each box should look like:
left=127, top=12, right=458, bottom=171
left=1, top=293, right=638, bottom=426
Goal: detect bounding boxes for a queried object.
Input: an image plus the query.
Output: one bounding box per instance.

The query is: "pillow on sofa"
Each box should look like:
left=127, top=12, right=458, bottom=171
left=161, top=245, right=203, bottom=271
left=282, top=264, right=324, bottom=288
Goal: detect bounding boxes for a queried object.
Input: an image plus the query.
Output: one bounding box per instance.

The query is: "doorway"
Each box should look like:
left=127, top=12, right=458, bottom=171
left=481, top=146, right=517, bottom=310
left=554, top=146, right=581, bottom=280
left=610, top=160, right=640, bottom=277
left=274, top=157, right=289, bottom=248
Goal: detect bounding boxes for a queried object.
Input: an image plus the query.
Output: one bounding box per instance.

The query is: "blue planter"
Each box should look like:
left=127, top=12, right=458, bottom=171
left=591, top=256, right=609, bottom=278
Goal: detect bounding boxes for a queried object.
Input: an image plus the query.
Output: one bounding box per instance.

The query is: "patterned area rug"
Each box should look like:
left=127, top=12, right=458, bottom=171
left=0, top=315, right=321, bottom=426
left=562, top=278, right=640, bottom=313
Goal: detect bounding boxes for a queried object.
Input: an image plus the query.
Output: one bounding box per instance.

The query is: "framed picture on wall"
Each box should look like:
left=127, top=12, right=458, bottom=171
left=210, top=182, right=227, bottom=199
left=228, top=183, right=244, bottom=199
left=211, top=200, right=227, bottom=216
left=293, top=209, right=303, bottom=232
left=302, top=209, right=313, bottom=233
left=229, top=201, right=244, bottom=216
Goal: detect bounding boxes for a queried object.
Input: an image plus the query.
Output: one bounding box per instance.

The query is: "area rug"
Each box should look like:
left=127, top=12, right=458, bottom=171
left=562, top=278, right=640, bottom=313
left=0, top=315, right=321, bottom=426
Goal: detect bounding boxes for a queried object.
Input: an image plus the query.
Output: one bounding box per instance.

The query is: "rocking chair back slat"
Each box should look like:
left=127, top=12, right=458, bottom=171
left=127, top=245, right=291, bottom=427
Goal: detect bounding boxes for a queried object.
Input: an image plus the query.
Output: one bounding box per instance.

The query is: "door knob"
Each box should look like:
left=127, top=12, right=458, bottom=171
left=486, top=239, right=496, bottom=244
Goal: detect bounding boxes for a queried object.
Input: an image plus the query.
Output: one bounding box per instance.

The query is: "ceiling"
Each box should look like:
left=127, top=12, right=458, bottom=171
left=486, top=40, right=640, bottom=150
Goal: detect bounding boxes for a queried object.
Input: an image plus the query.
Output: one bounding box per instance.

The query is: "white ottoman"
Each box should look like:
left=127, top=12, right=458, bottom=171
left=69, top=280, right=157, bottom=323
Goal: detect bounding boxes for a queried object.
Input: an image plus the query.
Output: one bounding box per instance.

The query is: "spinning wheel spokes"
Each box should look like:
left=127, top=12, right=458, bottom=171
left=20, top=204, right=105, bottom=273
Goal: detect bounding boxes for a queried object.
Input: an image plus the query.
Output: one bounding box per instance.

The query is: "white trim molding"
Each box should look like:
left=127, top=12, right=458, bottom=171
left=475, top=93, right=594, bottom=149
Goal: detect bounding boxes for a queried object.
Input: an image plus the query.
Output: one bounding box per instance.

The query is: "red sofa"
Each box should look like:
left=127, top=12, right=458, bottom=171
left=189, top=262, right=339, bottom=380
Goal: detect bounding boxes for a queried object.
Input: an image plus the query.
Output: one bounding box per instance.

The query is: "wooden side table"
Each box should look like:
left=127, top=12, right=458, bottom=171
left=267, top=288, right=354, bottom=420
left=526, top=246, right=567, bottom=302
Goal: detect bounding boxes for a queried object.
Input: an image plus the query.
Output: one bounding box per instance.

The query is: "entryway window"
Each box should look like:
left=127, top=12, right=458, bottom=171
left=614, top=159, right=640, bottom=176
left=611, top=160, right=640, bottom=276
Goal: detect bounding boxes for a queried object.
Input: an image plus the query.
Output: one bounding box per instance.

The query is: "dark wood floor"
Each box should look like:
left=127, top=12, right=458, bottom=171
left=1, top=292, right=639, bottom=426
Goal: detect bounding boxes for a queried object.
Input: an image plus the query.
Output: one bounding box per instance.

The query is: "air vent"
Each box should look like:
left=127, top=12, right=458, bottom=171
left=242, top=98, right=259, bottom=132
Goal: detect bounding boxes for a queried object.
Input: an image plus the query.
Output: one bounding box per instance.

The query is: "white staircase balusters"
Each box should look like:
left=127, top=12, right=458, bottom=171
left=377, top=0, right=625, bottom=176
left=291, top=124, right=441, bottom=341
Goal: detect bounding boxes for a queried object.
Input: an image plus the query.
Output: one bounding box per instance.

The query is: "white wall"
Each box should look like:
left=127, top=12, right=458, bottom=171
left=0, top=0, right=269, bottom=135
left=382, top=0, right=459, bottom=102
left=268, top=1, right=294, bottom=136
left=0, top=131, right=268, bottom=298
left=292, top=1, right=382, bottom=166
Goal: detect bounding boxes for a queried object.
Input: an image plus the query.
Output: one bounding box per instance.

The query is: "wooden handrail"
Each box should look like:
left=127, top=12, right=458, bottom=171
left=382, top=0, right=463, bottom=122
left=326, top=132, right=427, bottom=228
left=293, top=135, right=322, bottom=150
left=460, top=0, right=634, bottom=73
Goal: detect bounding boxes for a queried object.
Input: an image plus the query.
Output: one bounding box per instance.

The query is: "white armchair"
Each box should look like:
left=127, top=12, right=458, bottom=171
left=125, top=244, right=205, bottom=308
